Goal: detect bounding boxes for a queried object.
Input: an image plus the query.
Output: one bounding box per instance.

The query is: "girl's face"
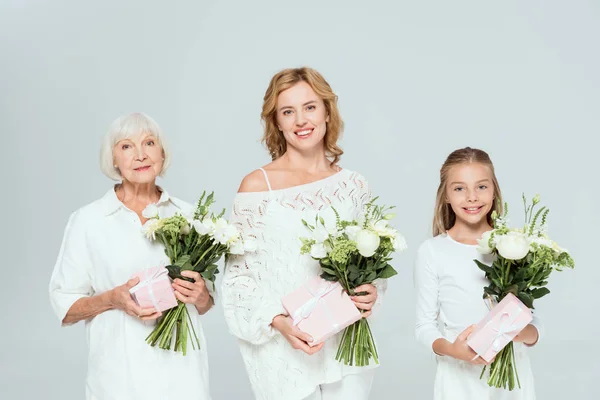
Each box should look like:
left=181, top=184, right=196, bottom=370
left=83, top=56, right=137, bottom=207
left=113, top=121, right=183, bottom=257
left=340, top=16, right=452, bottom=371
left=445, top=162, right=495, bottom=228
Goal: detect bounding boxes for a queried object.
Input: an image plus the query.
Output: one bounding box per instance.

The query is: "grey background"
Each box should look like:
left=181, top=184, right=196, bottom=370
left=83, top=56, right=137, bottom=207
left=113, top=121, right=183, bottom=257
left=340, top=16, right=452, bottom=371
left=1, top=0, right=598, bottom=399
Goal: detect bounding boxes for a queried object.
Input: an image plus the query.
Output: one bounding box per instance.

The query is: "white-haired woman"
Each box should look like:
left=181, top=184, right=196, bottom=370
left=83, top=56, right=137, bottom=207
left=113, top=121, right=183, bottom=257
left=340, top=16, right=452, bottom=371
left=49, top=113, right=213, bottom=400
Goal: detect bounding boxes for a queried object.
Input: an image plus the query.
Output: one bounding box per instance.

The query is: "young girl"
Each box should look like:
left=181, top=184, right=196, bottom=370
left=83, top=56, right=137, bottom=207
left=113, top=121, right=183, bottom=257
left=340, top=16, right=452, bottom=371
left=414, top=147, right=542, bottom=399
left=221, top=67, right=382, bottom=400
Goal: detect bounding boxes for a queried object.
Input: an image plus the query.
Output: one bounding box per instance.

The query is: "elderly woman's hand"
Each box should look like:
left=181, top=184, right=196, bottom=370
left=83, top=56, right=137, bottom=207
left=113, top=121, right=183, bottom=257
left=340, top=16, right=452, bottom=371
left=172, top=271, right=214, bottom=315
left=110, top=277, right=162, bottom=320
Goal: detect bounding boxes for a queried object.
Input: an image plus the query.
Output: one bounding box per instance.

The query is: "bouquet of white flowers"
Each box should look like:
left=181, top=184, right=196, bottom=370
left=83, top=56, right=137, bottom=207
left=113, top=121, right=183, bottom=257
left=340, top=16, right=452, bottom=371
left=142, top=191, right=252, bottom=355
left=300, top=197, right=407, bottom=366
left=475, top=194, right=575, bottom=390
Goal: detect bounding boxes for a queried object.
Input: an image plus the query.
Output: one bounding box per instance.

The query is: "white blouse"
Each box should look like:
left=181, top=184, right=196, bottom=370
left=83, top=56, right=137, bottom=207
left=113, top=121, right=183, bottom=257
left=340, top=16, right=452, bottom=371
left=414, top=233, right=543, bottom=350
left=49, top=188, right=212, bottom=400
left=221, top=169, right=383, bottom=400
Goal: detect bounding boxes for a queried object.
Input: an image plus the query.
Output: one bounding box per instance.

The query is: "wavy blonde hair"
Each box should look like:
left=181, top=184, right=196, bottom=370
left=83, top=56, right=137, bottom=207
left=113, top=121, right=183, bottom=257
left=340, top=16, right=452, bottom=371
left=433, top=147, right=503, bottom=236
left=261, top=67, right=344, bottom=165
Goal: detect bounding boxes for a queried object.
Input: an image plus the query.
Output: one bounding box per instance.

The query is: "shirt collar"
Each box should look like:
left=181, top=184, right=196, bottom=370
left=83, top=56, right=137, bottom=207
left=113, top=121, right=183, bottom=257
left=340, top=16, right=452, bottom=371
left=101, top=185, right=171, bottom=216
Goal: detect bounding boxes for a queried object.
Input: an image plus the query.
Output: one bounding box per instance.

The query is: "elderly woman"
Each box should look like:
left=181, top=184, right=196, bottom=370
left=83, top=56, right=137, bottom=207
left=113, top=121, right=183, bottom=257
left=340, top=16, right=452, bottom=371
left=49, top=113, right=213, bottom=400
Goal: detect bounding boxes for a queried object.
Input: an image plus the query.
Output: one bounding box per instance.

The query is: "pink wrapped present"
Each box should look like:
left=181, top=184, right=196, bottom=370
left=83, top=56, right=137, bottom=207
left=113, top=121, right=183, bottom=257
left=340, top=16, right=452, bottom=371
left=281, top=277, right=361, bottom=347
left=129, top=266, right=178, bottom=312
left=467, top=293, right=533, bottom=362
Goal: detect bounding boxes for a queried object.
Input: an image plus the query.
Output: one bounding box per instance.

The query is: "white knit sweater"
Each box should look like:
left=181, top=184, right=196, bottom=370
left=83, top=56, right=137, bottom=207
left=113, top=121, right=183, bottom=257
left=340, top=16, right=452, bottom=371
left=221, top=169, right=382, bottom=400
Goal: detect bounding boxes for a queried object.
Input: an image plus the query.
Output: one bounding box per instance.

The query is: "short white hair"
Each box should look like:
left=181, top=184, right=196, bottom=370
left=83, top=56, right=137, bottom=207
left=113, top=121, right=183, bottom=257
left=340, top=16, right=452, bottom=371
left=100, top=112, right=171, bottom=181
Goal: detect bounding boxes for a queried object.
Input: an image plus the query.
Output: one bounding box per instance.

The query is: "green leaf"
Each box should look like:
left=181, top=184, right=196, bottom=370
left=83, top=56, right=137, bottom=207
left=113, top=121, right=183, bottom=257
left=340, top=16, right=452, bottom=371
left=320, top=272, right=338, bottom=282
left=518, top=292, right=534, bottom=308
left=377, top=264, right=398, bottom=279
left=531, top=287, right=551, bottom=299
left=474, top=259, right=493, bottom=274
left=165, top=265, right=194, bottom=282
left=174, top=255, right=192, bottom=270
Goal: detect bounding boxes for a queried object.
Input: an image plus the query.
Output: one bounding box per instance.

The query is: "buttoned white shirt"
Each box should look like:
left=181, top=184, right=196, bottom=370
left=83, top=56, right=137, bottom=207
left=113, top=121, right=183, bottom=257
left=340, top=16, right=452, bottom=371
left=49, top=187, right=212, bottom=400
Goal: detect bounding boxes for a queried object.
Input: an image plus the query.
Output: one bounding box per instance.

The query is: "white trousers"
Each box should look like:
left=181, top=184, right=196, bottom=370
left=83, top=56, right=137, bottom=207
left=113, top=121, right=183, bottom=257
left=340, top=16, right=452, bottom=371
left=434, top=343, right=536, bottom=400
left=303, top=370, right=375, bottom=400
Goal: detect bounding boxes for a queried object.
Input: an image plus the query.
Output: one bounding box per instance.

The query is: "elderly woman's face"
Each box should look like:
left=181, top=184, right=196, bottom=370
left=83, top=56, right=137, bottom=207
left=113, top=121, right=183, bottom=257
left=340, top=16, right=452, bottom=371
left=113, top=132, right=163, bottom=184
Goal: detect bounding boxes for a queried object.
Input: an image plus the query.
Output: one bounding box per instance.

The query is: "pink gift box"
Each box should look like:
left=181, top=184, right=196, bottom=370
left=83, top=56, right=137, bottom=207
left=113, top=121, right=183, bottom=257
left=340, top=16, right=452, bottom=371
left=129, top=266, right=178, bottom=312
left=281, top=277, right=362, bottom=347
left=467, top=293, right=533, bottom=362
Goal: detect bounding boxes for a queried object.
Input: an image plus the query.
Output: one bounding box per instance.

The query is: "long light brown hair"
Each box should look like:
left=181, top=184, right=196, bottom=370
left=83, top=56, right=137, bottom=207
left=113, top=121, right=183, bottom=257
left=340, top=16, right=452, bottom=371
left=433, top=147, right=504, bottom=236
left=261, top=67, right=343, bottom=165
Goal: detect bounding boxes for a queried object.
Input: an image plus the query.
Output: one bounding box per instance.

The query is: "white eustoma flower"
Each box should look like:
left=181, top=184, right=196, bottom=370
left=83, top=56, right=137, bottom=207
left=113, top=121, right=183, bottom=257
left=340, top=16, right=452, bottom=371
left=355, top=229, right=380, bottom=257
left=142, top=204, right=159, bottom=219
left=142, top=219, right=162, bottom=240
left=372, top=220, right=396, bottom=237
left=495, top=231, right=530, bottom=260
left=552, top=241, right=568, bottom=254
left=310, top=243, right=328, bottom=258
left=344, top=225, right=361, bottom=241
left=193, top=219, right=214, bottom=235
left=529, top=235, right=553, bottom=251
left=229, top=239, right=245, bottom=255
left=214, top=218, right=239, bottom=245
left=392, top=234, right=408, bottom=252
left=477, top=230, right=495, bottom=254
left=313, top=225, right=330, bottom=243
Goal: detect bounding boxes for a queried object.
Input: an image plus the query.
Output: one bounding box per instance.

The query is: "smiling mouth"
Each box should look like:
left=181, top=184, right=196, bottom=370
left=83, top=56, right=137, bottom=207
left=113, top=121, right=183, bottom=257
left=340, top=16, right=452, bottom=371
left=463, top=206, right=484, bottom=214
left=295, top=128, right=314, bottom=137
left=134, top=166, right=151, bottom=172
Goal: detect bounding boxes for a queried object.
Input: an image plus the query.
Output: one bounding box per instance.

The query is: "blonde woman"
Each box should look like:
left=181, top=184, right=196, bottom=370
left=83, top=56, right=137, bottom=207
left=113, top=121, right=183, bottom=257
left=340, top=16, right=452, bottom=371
left=414, top=147, right=542, bottom=399
left=49, top=113, right=213, bottom=400
left=222, top=68, right=383, bottom=400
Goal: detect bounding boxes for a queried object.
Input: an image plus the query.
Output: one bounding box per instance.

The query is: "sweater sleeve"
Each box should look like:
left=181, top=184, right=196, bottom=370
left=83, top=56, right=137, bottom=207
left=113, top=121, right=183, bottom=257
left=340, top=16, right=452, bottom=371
left=221, top=193, right=287, bottom=345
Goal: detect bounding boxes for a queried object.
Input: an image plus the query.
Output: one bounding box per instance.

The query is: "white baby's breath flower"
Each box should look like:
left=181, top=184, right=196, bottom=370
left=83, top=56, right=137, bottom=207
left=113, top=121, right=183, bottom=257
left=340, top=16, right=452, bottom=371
left=355, top=229, right=380, bottom=257
left=142, top=204, right=159, bottom=219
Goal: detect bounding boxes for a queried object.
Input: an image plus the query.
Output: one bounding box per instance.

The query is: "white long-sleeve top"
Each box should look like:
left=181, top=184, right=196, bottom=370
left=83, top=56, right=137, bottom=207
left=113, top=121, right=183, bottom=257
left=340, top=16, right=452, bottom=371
left=49, top=188, right=212, bottom=400
left=221, top=169, right=383, bottom=400
left=414, top=233, right=543, bottom=351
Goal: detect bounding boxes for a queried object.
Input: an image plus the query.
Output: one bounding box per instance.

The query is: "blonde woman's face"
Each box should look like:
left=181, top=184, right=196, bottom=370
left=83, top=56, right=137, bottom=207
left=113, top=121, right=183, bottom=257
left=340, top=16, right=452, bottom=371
left=113, top=132, right=163, bottom=184
left=275, top=81, right=329, bottom=152
left=445, top=162, right=495, bottom=227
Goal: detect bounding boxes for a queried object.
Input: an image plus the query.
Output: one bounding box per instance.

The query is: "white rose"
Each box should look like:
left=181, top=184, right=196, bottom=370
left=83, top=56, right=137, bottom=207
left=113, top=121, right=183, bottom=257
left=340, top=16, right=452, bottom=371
left=477, top=230, right=495, bottom=254
left=355, top=229, right=380, bottom=257
left=310, top=243, right=328, bottom=258
left=228, top=239, right=245, bottom=255
left=142, top=204, right=159, bottom=219
left=344, top=225, right=361, bottom=241
left=495, top=232, right=530, bottom=260
left=392, top=234, right=408, bottom=252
